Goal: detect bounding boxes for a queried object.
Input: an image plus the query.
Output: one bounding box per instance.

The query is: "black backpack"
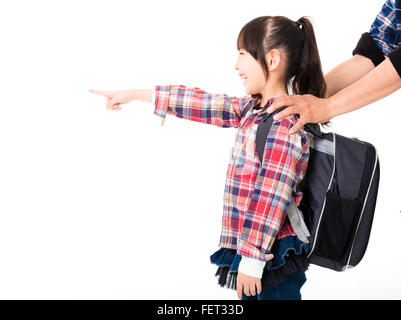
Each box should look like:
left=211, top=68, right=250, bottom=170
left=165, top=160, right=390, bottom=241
left=241, top=103, right=380, bottom=271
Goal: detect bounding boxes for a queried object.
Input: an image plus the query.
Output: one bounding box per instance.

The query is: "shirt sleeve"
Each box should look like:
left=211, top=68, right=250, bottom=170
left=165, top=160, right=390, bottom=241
left=153, top=84, right=252, bottom=128
left=352, top=32, right=385, bottom=67
left=368, top=0, right=398, bottom=57
left=237, top=116, right=308, bottom=278
left=388, top=46, right=401, bottom=77
left=353, top=0, right=401, bottom=76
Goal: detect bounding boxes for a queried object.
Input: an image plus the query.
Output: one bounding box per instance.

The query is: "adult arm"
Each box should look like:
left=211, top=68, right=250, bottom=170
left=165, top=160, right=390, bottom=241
left=267, top=56, right=401, bottom=135
left=327, top=56, right=401, bottom=117
left=305, top=32, right=381, bottom=99
left=268, top=0, right=401, bottom=134
left=325, top=54, right=375, bottom=98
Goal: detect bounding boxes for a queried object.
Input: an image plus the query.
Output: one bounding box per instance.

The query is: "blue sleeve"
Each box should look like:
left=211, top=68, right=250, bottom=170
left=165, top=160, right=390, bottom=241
left=369, top=0, right=400, bottom=56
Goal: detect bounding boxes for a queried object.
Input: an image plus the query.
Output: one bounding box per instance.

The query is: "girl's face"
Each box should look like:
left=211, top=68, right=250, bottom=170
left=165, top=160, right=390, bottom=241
left=234, top=49, right=267, bottom=95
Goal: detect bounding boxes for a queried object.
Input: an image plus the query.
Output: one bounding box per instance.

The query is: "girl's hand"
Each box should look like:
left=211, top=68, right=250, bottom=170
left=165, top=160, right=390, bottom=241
left=236, top=272, right=262, bottom=299
left=89, top=89, right=136, bottom=111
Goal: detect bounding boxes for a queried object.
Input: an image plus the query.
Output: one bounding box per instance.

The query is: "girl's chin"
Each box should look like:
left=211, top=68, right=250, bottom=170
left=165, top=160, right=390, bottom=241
left=243, top=86, right=253, bottom=95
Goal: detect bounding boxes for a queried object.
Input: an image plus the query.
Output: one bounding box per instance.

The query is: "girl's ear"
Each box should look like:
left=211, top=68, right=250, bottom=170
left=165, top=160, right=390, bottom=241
left=266, top=49, right=281, bottom=71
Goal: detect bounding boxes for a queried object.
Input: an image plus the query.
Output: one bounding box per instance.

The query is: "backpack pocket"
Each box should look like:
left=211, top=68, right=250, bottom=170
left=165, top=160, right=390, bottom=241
left=313, top=190, right=363, bottom=263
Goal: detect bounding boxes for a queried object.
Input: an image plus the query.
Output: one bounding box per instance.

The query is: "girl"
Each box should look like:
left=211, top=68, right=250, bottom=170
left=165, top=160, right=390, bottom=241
left=89, top=15, right=327, bottom=300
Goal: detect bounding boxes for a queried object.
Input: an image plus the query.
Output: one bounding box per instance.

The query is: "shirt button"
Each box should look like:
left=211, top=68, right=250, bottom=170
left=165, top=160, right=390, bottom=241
left=241, top=128, right=246, bottom=134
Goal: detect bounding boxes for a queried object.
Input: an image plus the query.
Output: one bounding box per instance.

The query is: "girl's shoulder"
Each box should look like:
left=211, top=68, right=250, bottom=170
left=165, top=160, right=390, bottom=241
left=262, top=112, right=305, bottom=137
left=269, top=114, right=309, bottom=153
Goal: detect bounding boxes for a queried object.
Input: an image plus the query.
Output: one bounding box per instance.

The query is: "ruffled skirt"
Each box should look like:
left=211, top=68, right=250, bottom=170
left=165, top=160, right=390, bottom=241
left=210, top=236, right=309, bottom=290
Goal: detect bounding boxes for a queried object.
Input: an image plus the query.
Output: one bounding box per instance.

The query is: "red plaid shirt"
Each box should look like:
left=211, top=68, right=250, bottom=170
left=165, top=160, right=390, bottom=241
left=153, top=84, right=309, bottom=276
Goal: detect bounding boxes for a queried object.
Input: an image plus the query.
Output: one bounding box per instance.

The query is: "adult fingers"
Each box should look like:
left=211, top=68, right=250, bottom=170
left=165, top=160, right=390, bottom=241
left=272, top=106, right=299, bottom=121
left=267, top=95, right=298, bottom=113
left=288, top=118, right=306, bottom=135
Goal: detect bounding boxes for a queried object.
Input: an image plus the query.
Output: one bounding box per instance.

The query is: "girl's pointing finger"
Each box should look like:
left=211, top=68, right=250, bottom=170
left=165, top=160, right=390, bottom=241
left=89, top=89, right=114, bottom=98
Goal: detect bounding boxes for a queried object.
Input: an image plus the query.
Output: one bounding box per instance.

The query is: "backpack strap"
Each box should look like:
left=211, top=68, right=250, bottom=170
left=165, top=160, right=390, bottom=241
left=304, top=123, right=323, bottom=137
left=255, top=106, right=287, bottom=164
left=287, top=201, right=311, bottom=243
left=255, top=106, right=311, bottom=243
left=241, top=101, right=253, bottom=119
left=256, top=111, right=323, bottom=164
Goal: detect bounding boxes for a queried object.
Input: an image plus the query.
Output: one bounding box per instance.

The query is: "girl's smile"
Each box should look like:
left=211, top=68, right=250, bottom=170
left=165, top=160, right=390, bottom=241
left=235, top=49, right=288, bottom=108
left=235, top=50, right=266, bottom=95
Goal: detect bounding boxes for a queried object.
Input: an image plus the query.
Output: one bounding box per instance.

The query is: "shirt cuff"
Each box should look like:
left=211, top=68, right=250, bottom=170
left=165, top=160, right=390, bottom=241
left=388, top=47, right=401, bottom=78
left=352, top=32, right=385, bottom=67
left=153, top=85, right=170, bottom=126
left=152, top=86, right=156, bottom=105
left=238, top=256, right=266, bottom=279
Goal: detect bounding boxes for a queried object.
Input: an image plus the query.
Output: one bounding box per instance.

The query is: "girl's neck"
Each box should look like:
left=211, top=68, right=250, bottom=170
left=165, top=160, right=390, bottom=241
left=259, top=81, right=288, bottom=108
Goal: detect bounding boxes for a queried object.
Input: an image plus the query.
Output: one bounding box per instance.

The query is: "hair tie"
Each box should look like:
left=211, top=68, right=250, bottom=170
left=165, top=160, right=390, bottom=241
left=295, top=21, right=303, bottom=30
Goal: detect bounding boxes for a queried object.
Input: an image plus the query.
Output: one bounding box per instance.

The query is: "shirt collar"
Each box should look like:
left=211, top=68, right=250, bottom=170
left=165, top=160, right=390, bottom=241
left=252, top=97, right=276, bottom=115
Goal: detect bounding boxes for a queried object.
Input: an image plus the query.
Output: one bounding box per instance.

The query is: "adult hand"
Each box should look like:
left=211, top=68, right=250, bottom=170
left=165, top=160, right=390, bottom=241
left=267, top=94, right=332, bottom=135
left=89, top=89, right=135, bottom=111
left=236, top=272, right=262, bottom=299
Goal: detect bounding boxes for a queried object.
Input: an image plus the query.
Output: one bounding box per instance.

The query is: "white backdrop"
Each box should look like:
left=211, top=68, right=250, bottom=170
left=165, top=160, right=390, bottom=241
left=0, top=0, right=400, bottom=299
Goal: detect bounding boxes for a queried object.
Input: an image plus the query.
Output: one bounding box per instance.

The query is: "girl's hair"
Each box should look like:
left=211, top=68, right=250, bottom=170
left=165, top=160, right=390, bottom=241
left=237, top=16, right=329, bottom=125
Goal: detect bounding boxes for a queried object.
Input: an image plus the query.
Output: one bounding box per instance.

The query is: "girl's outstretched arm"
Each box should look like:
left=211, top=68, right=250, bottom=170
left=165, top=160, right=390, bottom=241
left=89, top=88, right=152, bottom=111
left=152, top=85, right=251, bottom=128
left=89, top=86, right=251, bottom=128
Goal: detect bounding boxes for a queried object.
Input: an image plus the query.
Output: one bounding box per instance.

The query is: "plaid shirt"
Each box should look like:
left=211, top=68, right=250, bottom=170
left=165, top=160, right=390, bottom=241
left=369, top=0, right=401, bottom=56
left=153, top=84, right=309, bottom=277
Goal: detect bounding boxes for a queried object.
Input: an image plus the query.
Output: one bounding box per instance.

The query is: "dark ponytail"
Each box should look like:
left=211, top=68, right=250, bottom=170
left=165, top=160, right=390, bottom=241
left=292, top=17, right=327, bottom=99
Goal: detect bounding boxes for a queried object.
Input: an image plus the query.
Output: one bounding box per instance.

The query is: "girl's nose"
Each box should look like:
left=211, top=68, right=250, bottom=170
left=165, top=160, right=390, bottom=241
left=234, top=57, right=240, bottom=70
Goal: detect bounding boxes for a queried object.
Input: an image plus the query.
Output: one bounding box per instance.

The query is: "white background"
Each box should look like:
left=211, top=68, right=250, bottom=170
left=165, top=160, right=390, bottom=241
left=0, top=0, right=400, bottom=299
